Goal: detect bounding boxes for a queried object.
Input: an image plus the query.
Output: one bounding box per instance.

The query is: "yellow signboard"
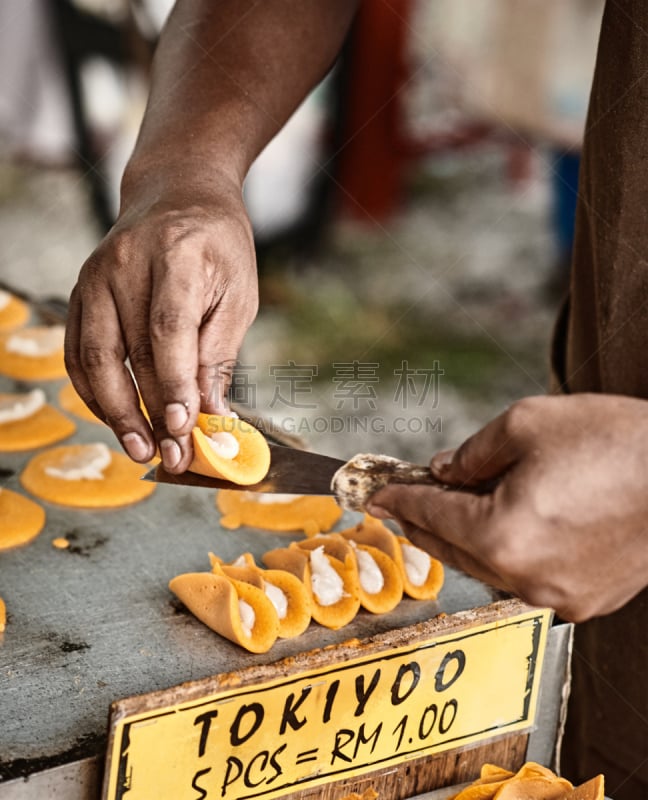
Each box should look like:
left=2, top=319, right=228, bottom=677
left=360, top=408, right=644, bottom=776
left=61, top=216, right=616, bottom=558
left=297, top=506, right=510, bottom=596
left=104, top=609, right=550, bottom=800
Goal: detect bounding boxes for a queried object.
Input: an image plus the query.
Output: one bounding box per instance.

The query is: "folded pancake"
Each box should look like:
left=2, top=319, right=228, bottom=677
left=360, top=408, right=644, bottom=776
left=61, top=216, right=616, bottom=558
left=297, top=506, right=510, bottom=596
left=0, top=290, right=29, bottom=332
left=296, top=532, right=402, bottom=614
left=20, top=442, right=155, bottom=508
left=216, top=489, right=342, bottom=535
left=262, top=544, right=310, bottom=582
left=339, top=515, right=443, bottom=600
left=58, top=381, right=104, bottom=425
left=0, top=487, right=46, bottom=550
left=0, top=596, right=5, bottom=632
left=0, top=389, right=76, bottom=451
left=564, top=775, right=604, bottom=800
left=169, top=571, right=279, bottom=653
left=264, top=542, right=360, bottom=629
left=339, top=514, right=402, bottom=560
left=448, top=778, right=512, bottom=800
left=451, top=762, right=573, bottom=800
left=0, top=325, right=66, bottom=380
left=190, top=413, right=270, bottom=484
left=396, top=536, right=444, bottom=600
left=493, top=776, right=572, bottom=800
left=348, top=540, right=403, bottom=614
left=477, top=765, right=516, bottom=783
left=211, top=552, right=312, bottom=639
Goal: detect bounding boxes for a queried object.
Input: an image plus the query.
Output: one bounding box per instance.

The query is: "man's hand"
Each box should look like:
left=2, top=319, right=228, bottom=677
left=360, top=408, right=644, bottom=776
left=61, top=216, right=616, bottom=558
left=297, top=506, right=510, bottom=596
left=367, top=394, right=648, bottom=622
left=63, top=0, right=357, bottom=472
left=65, top=176, right=257, bottom=473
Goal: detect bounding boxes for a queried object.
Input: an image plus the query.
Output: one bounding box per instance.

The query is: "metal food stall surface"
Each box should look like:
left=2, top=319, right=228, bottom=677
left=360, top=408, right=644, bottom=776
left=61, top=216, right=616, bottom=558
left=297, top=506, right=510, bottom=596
left=0, top=373, right=571, bottom=799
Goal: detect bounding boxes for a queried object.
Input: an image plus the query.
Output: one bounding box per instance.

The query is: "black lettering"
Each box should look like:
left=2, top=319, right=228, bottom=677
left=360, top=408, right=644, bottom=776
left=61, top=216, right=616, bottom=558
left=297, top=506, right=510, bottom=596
left=330, top=729, right=355, bottom=764
left=435, top=651, right=466, bottom=692
left=279, top=687, right=311, bottom=734
left=192, top=767, right=211, bottom=799
left=439, top=699, right=458, bottom=734
left=244, top=751, right=269, bottom=788
left=354, top=670, right=381, bottom=717
left=194, top=710, right=219, bottom=758
left=391, top=662, right=421, bottom=705
left=354, top=722, right=382, bottom=757
left=230, top=703, right=264, bottom=746
left=418, top=704, right=438, bottom=740
left=323, top=679, right=340, bottom=723
left=221, top=757, right=243, bottom=797
left=268, top=744, right=287, bottom=785
left=392, top=714, right=408, bottom=750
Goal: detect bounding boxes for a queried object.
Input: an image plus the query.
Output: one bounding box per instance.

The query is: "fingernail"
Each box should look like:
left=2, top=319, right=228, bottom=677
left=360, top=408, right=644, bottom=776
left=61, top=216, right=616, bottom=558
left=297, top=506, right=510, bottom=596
left=122, top=432, right=151, bottom=462
left=165, top=402, right=189, bottom=433
left=431, top=449, right=454, bottom=472
left=160, top=438, right=182, bottom=470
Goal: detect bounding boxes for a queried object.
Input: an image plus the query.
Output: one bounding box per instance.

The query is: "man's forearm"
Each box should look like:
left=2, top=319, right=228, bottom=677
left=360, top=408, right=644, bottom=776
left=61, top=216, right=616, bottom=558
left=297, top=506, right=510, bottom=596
left=122, top=0, right=357, bottom=196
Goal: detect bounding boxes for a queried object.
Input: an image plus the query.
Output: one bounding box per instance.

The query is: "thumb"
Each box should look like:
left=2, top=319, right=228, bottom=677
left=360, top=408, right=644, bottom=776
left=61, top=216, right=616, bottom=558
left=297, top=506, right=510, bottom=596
left=431, top=410, right=522, bottom=487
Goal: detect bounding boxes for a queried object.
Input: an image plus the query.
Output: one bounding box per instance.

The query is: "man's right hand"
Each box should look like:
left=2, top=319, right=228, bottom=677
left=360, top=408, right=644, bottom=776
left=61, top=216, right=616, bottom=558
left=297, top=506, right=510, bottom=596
left=64, top=0, right=358, bottom=472
left=64, top=174, right=258, bottom=474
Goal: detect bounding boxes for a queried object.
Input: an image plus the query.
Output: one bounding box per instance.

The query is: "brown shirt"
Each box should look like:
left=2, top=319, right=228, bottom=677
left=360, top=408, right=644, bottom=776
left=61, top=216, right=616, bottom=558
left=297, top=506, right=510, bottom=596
left=557, top=2, right=648, bottom=796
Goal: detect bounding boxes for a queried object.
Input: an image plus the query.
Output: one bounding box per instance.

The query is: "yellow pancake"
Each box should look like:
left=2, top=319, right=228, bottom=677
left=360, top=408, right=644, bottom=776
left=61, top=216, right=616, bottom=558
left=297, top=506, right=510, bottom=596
left=0, top=596, right=5, bottom=631
left=0, top=292, right=29, bottom=332
left=169, top=572, right=279, bottom=654
left=493, top=776, right=572, bottom=799
left=191, top=414, right=270, bottom=484
left=0, top=488, right=46, bottom=549
left=563, top=775, right=604, bottom=800
left=217, top=490, right=342, bottom=535
left=0, top=325, right=66, bottom=380
left=20, top=443, right=156, bottom=508
left=0, top=391, right=76, bottom=452
left=58, top=381, right=104, bottom=425
left=263, top=543, right=360, bottom=630
left=212, top=554, right=313, bottom=639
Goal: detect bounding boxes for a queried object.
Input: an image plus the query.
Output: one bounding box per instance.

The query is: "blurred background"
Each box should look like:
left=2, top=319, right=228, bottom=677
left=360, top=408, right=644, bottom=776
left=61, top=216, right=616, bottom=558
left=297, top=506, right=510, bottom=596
left=0, top=0, right=605, bottom=461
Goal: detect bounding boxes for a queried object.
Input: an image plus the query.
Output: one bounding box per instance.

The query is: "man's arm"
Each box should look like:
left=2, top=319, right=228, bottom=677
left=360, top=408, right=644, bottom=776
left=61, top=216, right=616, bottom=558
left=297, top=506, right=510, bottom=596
left=65, top=0, right=357, bottom=473
left=367, top=393, right=648, bottom=622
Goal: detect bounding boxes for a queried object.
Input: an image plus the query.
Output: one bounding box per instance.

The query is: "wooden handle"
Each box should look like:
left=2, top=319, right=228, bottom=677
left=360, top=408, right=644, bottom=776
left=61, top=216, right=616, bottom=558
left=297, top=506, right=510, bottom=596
left=332, top=453, right=445, bottom=512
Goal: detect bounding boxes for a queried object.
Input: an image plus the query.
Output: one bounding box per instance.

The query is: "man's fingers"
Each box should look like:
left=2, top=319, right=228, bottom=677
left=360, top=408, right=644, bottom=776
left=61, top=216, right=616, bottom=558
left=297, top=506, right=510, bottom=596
left=401, top=522, right=510, bottom=595
left=64, top=286, right=106, bottom=423
left=368, top=483, right=491, bottom=548
left=149, top=253, right=204, bottom=434
left=369, top=486, right=519, bottom=598
left=197, top=292, right=258, bottom=413
left=430, top=402, right=533, bottom=486
left=75, top=283, right=155, bottom=462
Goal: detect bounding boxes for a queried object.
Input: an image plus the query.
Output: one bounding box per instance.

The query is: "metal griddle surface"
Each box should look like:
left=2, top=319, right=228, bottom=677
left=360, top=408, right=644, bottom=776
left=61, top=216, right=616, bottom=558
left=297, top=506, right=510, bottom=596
left=0, top=376, right=495, bottom=777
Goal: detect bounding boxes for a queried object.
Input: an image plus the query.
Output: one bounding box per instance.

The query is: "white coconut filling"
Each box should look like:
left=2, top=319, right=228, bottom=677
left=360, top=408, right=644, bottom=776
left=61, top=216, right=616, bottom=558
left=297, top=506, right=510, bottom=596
left=401, top=542, right=431, bottom=587
left=0, top=290, right=11, bottom=311
left=231, top=555, right=248, bottom=568
left=207, top=431, right=240, bottom=460
left=45, top=442, right=112, bottom=481
left=309, top=545, right=346, bottom=606
left=6, top=325, right=65, bottom=357
left=246, top=492, right=301, bottom=504
left=0, top=389, right=46, bottom=424
left=351, top=542, right=384, bottom=594
left=264, top=581, right=288, bottom=619
left=238, top=598, right=255, bottom=638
